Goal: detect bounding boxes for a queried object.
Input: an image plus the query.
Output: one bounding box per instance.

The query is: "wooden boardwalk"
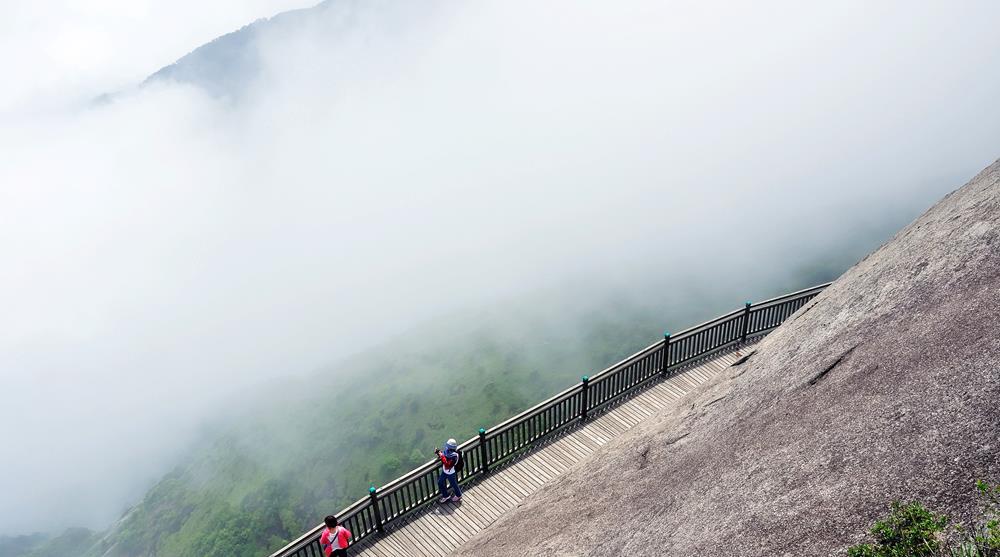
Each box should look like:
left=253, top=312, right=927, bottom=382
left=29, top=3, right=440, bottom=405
left=348, top=344, right=752, bottom=557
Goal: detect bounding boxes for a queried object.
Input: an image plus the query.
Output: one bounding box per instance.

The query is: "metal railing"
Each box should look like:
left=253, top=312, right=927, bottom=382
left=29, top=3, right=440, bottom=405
left=268, top=282, right=829, bottom=557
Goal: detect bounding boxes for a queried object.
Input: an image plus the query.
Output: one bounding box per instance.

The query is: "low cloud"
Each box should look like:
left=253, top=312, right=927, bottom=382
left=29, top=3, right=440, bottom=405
left=0, top=0, right=315, bottom=112
left=2, top=0, right=1000, bottom=535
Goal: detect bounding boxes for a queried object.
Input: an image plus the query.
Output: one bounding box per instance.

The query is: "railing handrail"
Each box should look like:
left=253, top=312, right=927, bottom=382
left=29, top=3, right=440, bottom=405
left=268, top=282, right=830, bottom=557
left=376, top=435, right=479, bottom=496
left=670, top=307, right=745, bottom=341
left=273, top=495, right=370, bottom=556
left=750, top=282, right=830, bottom=308
left=485, top=342, right=661, bottom=436
left=485, top=379, right=583, bottom=436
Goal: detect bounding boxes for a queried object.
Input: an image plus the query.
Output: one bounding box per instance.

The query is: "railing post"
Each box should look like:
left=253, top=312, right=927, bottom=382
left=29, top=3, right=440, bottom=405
left=580, top=376, right=590, bottom=421
left=478, top=428, right=489, bottom=474
left=740, top=301, right=751, bottom=343
left=661, top=331, right=671, bottom=377
left=368, top=486, right=384, bottom=533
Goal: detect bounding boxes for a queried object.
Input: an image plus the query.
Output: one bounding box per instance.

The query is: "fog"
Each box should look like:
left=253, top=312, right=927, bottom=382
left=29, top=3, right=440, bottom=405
left=0, top=0, right=317, bottom=112
left=3, top=0, right=1000, bottom=536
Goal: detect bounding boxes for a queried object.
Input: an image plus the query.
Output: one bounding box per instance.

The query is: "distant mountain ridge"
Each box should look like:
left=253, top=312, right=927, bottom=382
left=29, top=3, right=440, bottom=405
left=143, top=1, right=330, bottom=98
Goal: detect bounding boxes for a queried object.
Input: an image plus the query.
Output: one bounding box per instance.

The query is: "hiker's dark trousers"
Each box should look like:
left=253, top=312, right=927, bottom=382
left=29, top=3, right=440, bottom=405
left=438, top=471, right=461, bottom=498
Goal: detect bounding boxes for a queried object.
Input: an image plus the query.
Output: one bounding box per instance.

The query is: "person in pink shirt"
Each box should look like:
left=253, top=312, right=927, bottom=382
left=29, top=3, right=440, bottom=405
left=320, top=515, right=352, bottom=557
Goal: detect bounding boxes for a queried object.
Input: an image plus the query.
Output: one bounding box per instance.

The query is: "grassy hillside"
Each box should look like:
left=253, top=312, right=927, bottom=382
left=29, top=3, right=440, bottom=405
left=56, top=294, right=670, bottom=557
left=17, top=265, right=849, bottom=557
left=0, top=535, right=48, bottom=557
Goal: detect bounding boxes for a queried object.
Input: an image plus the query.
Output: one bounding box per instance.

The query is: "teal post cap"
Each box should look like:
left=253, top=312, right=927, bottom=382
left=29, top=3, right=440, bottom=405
left=745, top=301, right=752, bottom=306
left=664, top=330, right=670, bottom=337
left=581, top=375, right=589, bottom=381
left=369, top=486, right=376, bottom=494
left=479, top=427, right=486, bottom=434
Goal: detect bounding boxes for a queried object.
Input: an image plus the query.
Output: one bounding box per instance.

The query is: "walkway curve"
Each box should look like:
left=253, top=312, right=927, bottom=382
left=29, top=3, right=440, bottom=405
left=269, top=284, right=828, bottom=557
left=347, top=343, right=755, bottom=557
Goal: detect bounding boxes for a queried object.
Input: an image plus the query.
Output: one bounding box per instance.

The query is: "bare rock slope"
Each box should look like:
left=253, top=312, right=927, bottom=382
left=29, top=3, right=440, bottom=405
left=456, top=160, right=1000, bottom=557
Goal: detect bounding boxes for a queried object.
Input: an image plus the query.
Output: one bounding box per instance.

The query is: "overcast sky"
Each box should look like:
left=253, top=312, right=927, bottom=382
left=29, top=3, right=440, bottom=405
left=2, top=0, right=1000, bottom=536
left=0, top=0, right=315, bottom=112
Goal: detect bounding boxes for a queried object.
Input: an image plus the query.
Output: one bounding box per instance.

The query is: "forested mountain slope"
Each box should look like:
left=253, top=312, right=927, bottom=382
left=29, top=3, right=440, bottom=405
left=15, top=258, right=848, bottom=557
left=455, top=160, right=1000, bottom=556
left=143, top=1, right=328, bottom=98
left=0, top=275, right=781, bottom=557
left=79, top=297, right=665, bottom=557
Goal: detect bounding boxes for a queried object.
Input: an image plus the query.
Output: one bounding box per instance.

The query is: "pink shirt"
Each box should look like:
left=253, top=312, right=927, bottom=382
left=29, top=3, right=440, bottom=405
left=320, top=525, right=352, bottom=555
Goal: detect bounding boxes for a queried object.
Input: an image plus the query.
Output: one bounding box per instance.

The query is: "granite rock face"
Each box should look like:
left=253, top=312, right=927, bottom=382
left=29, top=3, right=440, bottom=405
left=455, top=160, right=1000, bottom=557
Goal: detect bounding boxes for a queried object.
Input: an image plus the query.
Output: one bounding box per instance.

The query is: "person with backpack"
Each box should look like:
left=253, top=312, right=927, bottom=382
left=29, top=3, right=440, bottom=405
left=320, top=515, right=352, bottom=556
left=435, top=438, right=463, bottom=503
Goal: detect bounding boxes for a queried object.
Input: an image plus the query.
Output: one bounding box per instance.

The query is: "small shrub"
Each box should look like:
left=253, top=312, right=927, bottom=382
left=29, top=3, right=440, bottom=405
left=847, top=482, right=1000, bottom=557
left=950, top=481, right=1000, bottom=557
left=848, top=501, right=949, bottom=557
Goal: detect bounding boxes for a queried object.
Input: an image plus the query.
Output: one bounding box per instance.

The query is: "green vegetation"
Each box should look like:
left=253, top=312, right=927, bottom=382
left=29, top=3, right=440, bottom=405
left=847, top=502, right=950, bottom=557
left=20, top=294, right=686, bottom=557
left=16, top=275, right=847, bottom=557
left=0, top=534, right=48, bottom=557
left=849, top=482, right=1000, bottom=557
left=6, top=529, right=99, bottom=557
